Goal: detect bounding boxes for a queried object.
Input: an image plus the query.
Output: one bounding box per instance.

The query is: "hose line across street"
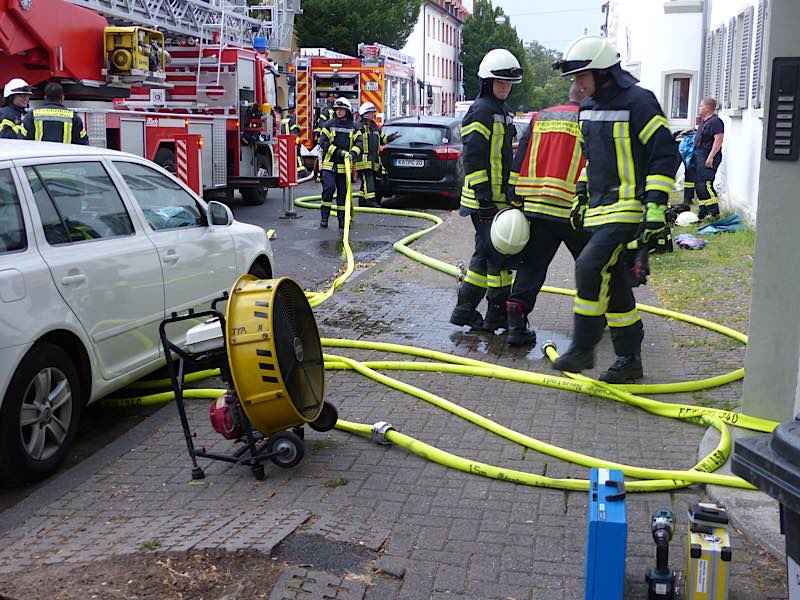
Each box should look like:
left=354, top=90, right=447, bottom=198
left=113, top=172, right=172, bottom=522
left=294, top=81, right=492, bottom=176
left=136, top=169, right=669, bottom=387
left=103, top=159, right=775, bottom=493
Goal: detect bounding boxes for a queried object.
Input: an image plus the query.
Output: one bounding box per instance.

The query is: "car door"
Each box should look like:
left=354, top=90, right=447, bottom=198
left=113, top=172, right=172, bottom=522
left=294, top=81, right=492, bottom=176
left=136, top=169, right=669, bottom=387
left=111, top=160, right=237, bottom=342
left=22, top=160, right=165, bottom=379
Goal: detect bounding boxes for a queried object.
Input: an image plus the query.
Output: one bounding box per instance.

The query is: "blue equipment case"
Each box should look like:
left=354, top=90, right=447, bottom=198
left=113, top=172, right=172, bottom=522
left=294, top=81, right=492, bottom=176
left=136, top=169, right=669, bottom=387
left=585, top=468, right=628, bottom=600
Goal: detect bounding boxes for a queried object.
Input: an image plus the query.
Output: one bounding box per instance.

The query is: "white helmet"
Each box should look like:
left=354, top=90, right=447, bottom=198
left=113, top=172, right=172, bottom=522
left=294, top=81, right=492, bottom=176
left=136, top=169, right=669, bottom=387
left=332, top=97, right=352, bottom=113
left=478, top=49, right=523, bottom=83
left=359, top=101, right=377, bottom=117
left=490, top=208, right=530, bottom=255
left=554, top=35, right=620, bottom=76
left=675, top=210, right=699, bottom=227
left=4, top=78, right=32, bottom=98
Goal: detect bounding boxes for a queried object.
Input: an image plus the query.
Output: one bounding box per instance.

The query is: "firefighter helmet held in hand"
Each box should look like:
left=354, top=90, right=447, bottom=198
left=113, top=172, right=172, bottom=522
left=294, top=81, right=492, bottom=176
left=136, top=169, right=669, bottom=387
left=4, top=78, right=32, bottom=98
left=333, top=97, right=352, bottom=113
left=478, top=49, right=523, bottom=83
left=490, top=208, right=530, bottom=255
left=359, top=101, right=377, bottom=116
left=553, top=35, right=620, bottom=76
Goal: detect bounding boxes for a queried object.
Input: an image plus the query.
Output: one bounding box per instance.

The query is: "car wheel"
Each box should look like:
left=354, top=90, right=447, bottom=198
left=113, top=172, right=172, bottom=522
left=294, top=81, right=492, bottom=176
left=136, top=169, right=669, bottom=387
left=248, top=262, right=271, bottom=280
left=0, top=344, right=82, bottom=484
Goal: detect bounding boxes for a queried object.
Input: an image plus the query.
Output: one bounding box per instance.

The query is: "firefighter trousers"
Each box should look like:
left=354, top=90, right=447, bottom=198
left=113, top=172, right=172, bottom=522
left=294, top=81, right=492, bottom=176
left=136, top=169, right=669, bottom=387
left=360, top=169, right=377, bottom=206
left=320, top=170, right=348, bottom=223
left=694, top=149, right=720, bottom=219
left=509, top=218, right=589, bottom=314
left=460, top=214, right=513, bottom=307
left=572, top=223, right=643, bottom=357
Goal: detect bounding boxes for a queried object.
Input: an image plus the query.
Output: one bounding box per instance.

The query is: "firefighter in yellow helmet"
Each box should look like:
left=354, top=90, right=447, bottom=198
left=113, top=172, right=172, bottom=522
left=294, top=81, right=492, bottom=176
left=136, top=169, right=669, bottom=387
left=449, top=48, right=523, bottom=332
left=550, top=35, right=680, bottom=382
left=0, top=78, right=32, bottom=139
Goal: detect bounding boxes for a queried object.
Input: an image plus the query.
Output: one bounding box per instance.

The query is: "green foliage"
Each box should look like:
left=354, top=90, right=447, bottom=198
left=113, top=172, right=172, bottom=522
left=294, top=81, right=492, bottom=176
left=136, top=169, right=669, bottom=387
left=295, top=0, right=421, bottom=56
left=460, top=0, right=532, bottom=111
left=525, top=41, right=573, bottom=110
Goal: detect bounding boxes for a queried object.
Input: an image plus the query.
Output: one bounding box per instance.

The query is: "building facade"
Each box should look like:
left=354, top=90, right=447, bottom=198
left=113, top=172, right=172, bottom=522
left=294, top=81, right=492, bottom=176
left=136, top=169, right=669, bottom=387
left=606, top=0, right=770, bottom=221
left=402, top=0, right=469, bottom=116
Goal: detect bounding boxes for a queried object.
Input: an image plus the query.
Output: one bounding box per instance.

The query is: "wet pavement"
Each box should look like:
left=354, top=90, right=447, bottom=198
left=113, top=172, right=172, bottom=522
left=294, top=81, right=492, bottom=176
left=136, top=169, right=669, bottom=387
left=0, top=207, right=788, bottom=599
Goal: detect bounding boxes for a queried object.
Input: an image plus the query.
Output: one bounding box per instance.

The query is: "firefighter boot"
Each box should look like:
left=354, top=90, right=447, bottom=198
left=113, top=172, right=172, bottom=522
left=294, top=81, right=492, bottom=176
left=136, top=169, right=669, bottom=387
left=599, top=355, right=643, bottom=383
left=320, top=217, right=328, bottom=228
left=551, top=346, right=595, bottom=373
left=506, top=301, right=536, bottom=347
left=450, top=286, right=485, bottom=330
left=483, top=302, right=509, bottom=332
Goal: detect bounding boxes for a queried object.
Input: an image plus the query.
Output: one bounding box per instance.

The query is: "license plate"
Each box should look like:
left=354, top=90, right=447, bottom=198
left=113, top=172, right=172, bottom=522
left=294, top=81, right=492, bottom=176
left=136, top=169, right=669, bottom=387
left=394, top=158, right=424, bottom=168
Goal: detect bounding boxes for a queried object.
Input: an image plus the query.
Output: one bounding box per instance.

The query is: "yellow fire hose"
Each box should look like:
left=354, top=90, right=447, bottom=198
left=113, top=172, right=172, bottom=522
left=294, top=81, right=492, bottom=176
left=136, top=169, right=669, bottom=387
left=102, top=157, right=775, bottom=492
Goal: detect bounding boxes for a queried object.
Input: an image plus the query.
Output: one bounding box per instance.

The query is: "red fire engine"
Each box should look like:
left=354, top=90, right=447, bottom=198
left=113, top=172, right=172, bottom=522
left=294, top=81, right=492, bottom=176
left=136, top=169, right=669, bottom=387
left=0, top=0, right=298, bottom=204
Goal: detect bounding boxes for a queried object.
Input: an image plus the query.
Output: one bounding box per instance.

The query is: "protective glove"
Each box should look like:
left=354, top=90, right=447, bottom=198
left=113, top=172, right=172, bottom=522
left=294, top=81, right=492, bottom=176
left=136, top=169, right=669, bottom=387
left=570, top=194, right=588, bottom=231
left=507, top=191, right=523, bottom=209
left=478, top=203, right=498, bottom=223
left=337, top=148, right=349, bottom=160
left=640, top=202, right=666, bottom=245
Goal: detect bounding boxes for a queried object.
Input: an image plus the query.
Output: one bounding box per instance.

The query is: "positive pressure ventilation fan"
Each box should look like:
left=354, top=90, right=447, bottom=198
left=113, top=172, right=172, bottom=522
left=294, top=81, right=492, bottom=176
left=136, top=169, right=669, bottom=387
left=160, top=275, right=338, bottom=480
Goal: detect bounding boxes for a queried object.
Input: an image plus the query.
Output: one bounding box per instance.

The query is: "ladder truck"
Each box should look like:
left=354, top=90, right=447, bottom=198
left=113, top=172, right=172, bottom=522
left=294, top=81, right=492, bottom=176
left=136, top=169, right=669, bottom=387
left=0, top=0, right=300, bottom=204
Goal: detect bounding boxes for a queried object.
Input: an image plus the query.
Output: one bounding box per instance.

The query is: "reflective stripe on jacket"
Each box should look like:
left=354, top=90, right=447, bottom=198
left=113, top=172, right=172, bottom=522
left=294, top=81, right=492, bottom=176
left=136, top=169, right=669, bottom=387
left=459, top=95, right=516, bottom=215
left=22, top=103, right=88, bottom=144
left=0, top=104, right=27, bottom=139
left=509, top=102, right=583, bottom=223
left=575, top=85, right=680, bottom=229
left=280, top=116, right=300, bottom=136
left=319, top=117, right=362, bottom=173
left=356, top=121, right=387, bottom=171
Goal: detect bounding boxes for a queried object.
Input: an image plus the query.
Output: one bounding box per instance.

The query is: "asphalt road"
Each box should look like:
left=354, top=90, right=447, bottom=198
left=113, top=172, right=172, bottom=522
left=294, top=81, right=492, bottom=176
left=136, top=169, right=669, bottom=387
left=0, top=183, right=455, bottom=510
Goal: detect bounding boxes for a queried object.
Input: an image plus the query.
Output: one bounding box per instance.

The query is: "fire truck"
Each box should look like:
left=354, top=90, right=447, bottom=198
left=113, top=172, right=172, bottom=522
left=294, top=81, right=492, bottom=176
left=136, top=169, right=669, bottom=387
left=0, top=0, right=300, bottom=205
left=295, top=43, right=417, bottom=149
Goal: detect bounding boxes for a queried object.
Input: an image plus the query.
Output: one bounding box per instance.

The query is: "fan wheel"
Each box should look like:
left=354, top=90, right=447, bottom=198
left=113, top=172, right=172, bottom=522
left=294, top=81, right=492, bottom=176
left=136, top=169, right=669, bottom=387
left=308, top=401, right=338, bottom=432
left=267, top=431, right=305, bottom=468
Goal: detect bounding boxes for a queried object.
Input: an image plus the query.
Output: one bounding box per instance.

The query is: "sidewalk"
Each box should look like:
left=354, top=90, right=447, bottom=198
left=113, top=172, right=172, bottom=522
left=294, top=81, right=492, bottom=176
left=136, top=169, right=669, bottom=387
left=0, top=211, right=788, bottom=599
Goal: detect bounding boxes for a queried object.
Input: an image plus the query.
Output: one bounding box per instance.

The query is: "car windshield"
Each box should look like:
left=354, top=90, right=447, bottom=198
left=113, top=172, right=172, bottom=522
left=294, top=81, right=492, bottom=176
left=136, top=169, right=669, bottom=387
left=383, top=124, right=450, bottom=146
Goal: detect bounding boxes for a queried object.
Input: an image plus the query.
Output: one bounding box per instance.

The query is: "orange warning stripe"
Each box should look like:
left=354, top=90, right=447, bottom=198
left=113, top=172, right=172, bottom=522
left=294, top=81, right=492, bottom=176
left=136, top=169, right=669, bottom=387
left=297, top=70, right=311, bottom=147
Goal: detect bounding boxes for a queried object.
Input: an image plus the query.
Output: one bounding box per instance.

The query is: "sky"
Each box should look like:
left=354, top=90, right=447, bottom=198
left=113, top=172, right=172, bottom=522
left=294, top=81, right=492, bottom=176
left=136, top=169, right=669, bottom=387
left=462, top=0, right=605, bottom=53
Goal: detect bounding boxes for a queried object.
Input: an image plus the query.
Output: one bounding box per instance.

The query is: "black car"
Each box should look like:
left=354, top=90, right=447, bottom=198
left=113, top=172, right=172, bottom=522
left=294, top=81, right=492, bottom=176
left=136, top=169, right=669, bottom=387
left=377, top=116, right=464, bottom=203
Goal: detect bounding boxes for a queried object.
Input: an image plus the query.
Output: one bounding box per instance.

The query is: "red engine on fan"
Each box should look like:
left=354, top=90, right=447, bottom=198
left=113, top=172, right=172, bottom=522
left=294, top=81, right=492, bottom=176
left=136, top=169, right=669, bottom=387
left=208, top=390, right=244, bottom=440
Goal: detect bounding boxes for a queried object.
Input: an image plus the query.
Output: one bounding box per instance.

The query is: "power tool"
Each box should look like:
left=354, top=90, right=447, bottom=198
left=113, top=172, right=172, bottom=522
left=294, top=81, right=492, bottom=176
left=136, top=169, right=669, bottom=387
left=645, top=509, right=676, bottom=599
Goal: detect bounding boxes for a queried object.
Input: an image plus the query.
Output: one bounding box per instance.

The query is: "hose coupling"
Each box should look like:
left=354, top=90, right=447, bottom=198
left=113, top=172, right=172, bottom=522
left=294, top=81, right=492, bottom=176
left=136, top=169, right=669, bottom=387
left=371, top=421, right=394, bottom=445
left=541, top=340, right=557, bottom=353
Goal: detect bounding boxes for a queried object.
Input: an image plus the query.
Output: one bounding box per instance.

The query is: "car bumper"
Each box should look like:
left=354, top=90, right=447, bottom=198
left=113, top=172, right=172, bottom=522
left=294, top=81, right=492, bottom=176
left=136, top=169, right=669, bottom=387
left=378, top=175, right=462, bottom=197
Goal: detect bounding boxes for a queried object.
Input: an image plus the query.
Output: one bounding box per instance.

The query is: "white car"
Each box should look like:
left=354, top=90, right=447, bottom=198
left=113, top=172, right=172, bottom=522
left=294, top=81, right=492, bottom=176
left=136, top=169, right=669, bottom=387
left=0, top=142, right=274, bottom=483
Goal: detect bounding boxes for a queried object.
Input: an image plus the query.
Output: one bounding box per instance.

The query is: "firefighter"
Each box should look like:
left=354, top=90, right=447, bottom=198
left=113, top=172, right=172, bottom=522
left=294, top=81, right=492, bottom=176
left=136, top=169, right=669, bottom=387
left=551, top=35, right=680, bottom=382
left=0, top=78, right=32, bottom=139
left=505, top=81, right=589, bottom=347
left=694, top=97, right=724, bottom=220
left=449, top=48, right=523, bottom=332
left=355, top=102, right=399, bottom=208
left=318, top=97, right=362, bottom=229
left=280, top=105, right=308, bottom=178
left=23, top=82, right=88, bottom=145
left=315, top=96, right=336, bottom=138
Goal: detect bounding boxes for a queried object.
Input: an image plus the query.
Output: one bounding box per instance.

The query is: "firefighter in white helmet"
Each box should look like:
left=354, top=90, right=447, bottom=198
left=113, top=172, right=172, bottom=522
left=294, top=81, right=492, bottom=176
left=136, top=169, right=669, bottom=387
left=318, top=97, right=363, bottom=229
left=1, top=78, right=32, bottom=139
left=550, top=36, right=679, bottom=382
left=450, top=48, right=522, bottom=332
left=356, top=101, right=400, bottom=208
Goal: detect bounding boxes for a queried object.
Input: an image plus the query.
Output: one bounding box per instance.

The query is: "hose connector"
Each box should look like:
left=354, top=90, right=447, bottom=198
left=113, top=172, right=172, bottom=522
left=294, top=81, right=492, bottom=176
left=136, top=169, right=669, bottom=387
left=541, top=340, right=557, bottom=353
left=371, top=421, right=394, bottom=445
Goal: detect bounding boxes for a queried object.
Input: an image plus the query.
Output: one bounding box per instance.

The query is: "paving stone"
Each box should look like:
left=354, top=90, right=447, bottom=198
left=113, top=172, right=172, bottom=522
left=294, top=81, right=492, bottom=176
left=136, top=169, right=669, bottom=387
left=268, top=567, right=367, bottom=600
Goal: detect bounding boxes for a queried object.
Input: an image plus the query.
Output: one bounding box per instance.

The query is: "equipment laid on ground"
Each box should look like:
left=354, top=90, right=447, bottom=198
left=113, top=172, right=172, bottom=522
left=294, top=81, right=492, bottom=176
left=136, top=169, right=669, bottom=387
left=490, top=208, right=531, bottom=256
left=295, top=43, right=416, bottom=148
left=0, top=0, right=298, bottom=202
left=159, top=275, right=337, bottom=480
left=585, top=468, right=627, bottom=600
left=686, top=503, right=731, bottom=600
left=645, top=509, right=676, bottom=599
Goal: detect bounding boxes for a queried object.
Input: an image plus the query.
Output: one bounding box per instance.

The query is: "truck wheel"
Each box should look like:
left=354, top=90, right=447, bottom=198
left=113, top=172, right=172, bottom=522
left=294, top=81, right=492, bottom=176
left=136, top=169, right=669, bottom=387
left=241, top=154, right=271, bottom=205
left=154, top=147, right=177, bottom=174
left=0, top=344, right=82, bottom=484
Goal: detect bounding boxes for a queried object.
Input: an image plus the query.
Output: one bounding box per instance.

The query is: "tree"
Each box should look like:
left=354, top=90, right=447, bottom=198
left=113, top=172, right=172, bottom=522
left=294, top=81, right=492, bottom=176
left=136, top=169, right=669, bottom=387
left=525, top=41, right=572, bottom=110
left=460, top=0, right=533, bottom=112
left=294, top=0, right=421, bottom=56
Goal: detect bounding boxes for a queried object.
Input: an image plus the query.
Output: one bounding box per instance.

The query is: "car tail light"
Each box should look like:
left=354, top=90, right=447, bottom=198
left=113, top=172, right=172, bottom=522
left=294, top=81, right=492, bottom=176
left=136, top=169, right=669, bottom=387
left=433, top=146, right=460, bottom=160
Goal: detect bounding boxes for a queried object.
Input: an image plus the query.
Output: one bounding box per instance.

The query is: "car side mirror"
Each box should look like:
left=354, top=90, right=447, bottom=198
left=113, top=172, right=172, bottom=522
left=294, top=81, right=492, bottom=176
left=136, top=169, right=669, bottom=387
left=207, top=201, right=232, bottom=226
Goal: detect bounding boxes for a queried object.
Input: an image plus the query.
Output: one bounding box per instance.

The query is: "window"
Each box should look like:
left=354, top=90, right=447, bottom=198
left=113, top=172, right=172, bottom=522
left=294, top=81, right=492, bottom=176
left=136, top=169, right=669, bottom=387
left=114, top=161, right=206, bottom=231
left=26, top=162, right=134, bottom=245
left=669, top=76, right=691, bottom=119
left=0, top=169, right=26, bottom=253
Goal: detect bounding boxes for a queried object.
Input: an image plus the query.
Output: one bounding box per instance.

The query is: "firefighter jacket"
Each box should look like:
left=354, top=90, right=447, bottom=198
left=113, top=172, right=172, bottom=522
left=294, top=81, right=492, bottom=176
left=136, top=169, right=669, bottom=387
left=0, top=103, right=27, bottom=139
left=315, top=106, right=335, bottom=133
left=509, top=102, right=583, bottom=223
left=576, top=83, right=679, bottom=229
left=356, top=120, right=387, bottom=171
left=459, top=95, right=516, bottom=215
left=319, top=116, right=362, bottom=173
left=23, top=102, right=88, bottom=144
left=280, top=116, right=300, bottom=136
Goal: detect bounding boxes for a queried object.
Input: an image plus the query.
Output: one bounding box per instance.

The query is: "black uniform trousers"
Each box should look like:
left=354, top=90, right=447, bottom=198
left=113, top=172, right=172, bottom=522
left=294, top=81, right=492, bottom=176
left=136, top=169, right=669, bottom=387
left=320, top=170, right=348, bottom=223
left=509, top=218, right=589, bottom=313
left=693, top=149, right=721, bottom=219
left=573, top=223, right=643, bottom=357
left=683, top=161, right=697, bottom=204
left=461, top=213, right=512, bottom=306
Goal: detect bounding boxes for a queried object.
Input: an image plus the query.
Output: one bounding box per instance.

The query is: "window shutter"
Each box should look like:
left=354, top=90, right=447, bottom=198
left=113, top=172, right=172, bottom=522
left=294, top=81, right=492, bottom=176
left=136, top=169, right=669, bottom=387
left=723, top=17, right=735, bottom=108
left=752, top=0, right=768, bottom=109
left=713, top=26, right=724, bottom=102
left=703, top=30, right=713, bottom=98
left=738, top=6, right=754, bottom=109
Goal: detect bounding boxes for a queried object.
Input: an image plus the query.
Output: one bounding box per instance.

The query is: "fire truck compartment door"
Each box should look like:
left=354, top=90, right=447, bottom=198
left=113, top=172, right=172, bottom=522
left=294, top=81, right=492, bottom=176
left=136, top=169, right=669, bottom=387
left=120, top=120, right=145, bottom=157
left=189, top=122, right=214, bottom=189
left=238, top=57, right=255, bottom=91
